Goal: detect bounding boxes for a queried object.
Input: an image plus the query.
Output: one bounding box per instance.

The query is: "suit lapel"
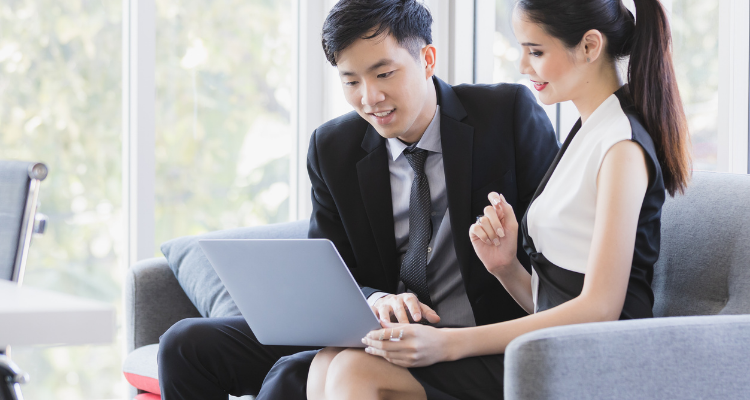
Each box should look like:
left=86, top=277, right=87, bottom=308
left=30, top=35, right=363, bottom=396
left=357, top=124, right=398, bottom=287
left=434, top=77, right=475, bottom=282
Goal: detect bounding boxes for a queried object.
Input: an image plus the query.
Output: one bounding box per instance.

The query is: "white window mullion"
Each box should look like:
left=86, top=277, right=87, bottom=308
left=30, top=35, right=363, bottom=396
left=717, top=0, right=749, bottom=174
left=122, top=0, right=155, bottom=266
left=292, top=0, right=328, bottom=221
left=474, top=0, right=495, bottom=84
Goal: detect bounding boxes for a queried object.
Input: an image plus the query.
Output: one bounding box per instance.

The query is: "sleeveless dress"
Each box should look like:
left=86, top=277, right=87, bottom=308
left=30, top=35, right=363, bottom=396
left=521, top=86, right=665, bottom=319
left=256, top=87, right=667, bottom=400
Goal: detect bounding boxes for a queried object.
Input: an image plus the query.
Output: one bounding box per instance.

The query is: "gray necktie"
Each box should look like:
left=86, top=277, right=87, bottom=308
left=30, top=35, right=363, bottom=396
left=400, top=144, right=433, bottom=307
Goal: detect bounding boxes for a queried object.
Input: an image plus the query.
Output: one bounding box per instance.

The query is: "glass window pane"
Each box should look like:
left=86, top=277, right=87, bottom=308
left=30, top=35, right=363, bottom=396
left=672, top=0, right=720, bottom=171
left=493, top=0, right=563, bottom=137
left=0, top=1, right=123, bottom=398
left=155, top=0, right=296, bottom=246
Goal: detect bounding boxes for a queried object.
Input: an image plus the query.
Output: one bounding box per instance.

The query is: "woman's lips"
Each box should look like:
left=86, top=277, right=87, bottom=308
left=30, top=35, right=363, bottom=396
left=533, top=81, right=549, bottom=91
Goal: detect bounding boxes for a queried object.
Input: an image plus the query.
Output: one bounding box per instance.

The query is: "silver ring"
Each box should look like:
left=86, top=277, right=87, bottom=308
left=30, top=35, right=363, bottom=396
left=476, top=215, right=483, bottom=224
left=390, top=329, right=397, bottom=341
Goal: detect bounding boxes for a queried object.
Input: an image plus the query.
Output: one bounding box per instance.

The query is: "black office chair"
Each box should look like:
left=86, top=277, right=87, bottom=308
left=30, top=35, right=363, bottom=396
left=0, top=160, right=48, bottom=400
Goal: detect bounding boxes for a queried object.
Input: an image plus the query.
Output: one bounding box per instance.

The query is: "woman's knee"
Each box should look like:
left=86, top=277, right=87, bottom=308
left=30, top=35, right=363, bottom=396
left=308, top=347, right=346, bottom=400
left=324, top=349, right=379, bottom=394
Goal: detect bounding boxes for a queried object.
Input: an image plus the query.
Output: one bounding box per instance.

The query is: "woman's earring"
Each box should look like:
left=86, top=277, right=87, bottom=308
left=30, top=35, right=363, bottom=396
left=586, top=57, right=591, bottom=63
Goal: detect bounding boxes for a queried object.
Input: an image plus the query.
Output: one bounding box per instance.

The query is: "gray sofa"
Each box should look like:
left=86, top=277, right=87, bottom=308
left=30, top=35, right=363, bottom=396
left=125, top=171, right=750, bottom=399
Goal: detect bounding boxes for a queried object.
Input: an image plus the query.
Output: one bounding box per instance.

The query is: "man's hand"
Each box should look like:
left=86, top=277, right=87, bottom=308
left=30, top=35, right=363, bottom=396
left=371, top=293, right=440, bottom=326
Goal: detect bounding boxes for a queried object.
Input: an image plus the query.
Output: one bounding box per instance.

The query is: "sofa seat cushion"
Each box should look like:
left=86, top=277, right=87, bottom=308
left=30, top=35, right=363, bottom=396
left=160, top=220, right=308, bottom=318
left=135, top=394, right=161, bottom=400
left=123, top=344, right=160, bottom=395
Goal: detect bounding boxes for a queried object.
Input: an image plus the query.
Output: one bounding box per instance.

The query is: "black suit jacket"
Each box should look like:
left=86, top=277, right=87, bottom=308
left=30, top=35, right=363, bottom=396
left=307, top=76, right=559, bottom=326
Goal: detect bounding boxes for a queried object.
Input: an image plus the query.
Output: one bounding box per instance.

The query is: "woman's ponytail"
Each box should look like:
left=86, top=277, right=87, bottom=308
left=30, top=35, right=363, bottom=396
left=517, top=0, right=692, bottom=196
left=628, top=0, right=691, bottom=196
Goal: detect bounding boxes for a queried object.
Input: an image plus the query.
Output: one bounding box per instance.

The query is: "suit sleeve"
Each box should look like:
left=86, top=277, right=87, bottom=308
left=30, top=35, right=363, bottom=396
left=512, top=85, right=560, bottom=270
left=307, top=131, right=383, bottom=299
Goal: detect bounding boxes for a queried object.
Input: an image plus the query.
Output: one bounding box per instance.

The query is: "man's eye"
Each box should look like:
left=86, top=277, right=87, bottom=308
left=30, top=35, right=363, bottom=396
left=377, top=71, right=394, bottom=79
left=344, top=81, right=359, bottom=86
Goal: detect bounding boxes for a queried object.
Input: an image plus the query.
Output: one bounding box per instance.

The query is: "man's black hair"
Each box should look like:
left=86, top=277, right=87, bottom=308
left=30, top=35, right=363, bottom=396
left=321, top=0, right=433, bottom=66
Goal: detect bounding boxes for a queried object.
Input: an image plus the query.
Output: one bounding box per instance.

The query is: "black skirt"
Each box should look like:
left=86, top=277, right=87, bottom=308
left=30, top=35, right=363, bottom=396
left=409, top=354, right=505, bottom=400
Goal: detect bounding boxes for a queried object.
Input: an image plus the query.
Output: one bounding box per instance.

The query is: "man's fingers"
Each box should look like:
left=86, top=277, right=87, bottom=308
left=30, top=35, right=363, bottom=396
left=377, top=305, right=393, bottom=324
left=403, top=295, right=422, bottom=322
left=391, top=300, right=411, bottom=324
left=419, top=303, right=441, bottom=324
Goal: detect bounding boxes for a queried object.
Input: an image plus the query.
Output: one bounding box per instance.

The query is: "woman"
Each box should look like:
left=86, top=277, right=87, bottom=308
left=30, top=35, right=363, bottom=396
left=306, top=0, right=691, bottom=399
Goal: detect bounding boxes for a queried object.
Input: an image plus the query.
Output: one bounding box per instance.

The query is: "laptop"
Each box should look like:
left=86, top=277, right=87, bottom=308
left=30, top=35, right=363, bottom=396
left=198, top=239, right=381, bottom=347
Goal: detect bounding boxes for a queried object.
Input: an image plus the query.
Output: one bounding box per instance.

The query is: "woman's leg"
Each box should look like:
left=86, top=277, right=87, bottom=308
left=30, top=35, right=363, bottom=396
left=322, top=348, right=427, bottom=400
left=307, top=347, right=346, bottom=400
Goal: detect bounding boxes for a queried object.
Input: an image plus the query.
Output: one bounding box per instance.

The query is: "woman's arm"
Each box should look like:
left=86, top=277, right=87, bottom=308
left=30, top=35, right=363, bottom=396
left=470, top=195, right=534, bottom=313
left=449, top=139, right=650, bottom=358
left=364, top=140, right=650, bottom=366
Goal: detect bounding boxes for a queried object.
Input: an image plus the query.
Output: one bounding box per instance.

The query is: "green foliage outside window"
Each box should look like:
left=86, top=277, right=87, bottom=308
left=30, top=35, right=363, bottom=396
left=0, top=0, right=293, bottom=398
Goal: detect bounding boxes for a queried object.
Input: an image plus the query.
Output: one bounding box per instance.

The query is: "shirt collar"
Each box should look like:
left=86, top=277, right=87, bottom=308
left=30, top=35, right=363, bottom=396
left=386, top=105, right=442, bottom=161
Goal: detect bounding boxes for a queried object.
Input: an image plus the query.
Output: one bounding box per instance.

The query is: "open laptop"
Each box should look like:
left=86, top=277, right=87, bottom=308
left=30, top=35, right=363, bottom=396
left=198, top=239, right=381, bottom=347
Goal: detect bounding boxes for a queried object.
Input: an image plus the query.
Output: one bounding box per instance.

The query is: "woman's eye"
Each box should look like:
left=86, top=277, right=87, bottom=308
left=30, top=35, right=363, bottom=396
left=344, top=81, right=358, bottom=87
left=529, top=51, right=543, bottom=57
left=377, top=71, right=394, bottom=78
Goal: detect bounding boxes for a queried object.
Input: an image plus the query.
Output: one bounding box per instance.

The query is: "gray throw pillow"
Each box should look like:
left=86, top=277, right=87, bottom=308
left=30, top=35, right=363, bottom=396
left=160, top=220, right=309, bottom=318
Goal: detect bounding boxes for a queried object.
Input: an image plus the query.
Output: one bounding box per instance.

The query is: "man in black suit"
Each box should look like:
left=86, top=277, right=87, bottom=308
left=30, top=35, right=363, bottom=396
left=158, top=1, right=558, bottom=399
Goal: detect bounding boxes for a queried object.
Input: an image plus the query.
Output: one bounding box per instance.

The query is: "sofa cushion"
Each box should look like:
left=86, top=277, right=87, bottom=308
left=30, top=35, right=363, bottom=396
left=160, top=220, right=309, bottom=318
left=134, top=394, right=161, bottom=400
left=653, top=172, right=750, bottom=317
left=123, top=344, right=160, bottom=395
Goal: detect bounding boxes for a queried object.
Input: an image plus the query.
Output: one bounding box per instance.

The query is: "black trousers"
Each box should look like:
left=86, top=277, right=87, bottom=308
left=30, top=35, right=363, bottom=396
left=158, top=316, right=505, bottom=400
left=157, top=316, right=319, bottom=400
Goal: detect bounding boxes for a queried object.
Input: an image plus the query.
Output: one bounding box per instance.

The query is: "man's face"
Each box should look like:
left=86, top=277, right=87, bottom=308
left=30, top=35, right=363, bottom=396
left=336, top=33, right=436, bottom=143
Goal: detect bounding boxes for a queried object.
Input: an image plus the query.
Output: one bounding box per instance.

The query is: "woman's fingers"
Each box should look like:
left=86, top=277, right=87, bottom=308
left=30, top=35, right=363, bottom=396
left=469, top=222, right=491, bottom=245
left=492, top=192, right=518, bottom=228
left=478, top=214, right=500, bottom=246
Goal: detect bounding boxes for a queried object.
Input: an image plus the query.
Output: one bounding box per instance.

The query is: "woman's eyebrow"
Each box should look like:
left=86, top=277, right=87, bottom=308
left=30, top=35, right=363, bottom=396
left=521, top=42, right=542, bottom=46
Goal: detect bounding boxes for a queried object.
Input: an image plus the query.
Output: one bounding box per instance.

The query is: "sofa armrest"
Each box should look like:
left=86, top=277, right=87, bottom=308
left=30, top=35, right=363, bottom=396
left=126, top=257, right=201, bottom=352
left=504, top=315, right=750, bottom=400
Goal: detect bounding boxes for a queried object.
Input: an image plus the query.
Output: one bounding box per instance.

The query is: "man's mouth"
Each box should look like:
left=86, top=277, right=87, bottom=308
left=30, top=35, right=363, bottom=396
left=369, top=109, right=396, bottom=124
left=372, top=110, right=394, bottom=117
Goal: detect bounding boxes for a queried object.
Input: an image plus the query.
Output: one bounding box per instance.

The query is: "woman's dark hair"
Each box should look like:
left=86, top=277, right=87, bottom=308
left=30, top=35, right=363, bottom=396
left=321, top=0, right=433, bottom=67
left=517, top=0, right=691, bottom=196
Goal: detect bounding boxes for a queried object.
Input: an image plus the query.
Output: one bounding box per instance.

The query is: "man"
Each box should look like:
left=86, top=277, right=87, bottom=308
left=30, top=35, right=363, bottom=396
left=158, top=1, right=558, bottom=398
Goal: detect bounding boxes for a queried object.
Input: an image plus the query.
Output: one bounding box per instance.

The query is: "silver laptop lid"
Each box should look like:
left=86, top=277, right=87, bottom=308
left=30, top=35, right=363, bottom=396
left=199, top=239, right=381, bottom=347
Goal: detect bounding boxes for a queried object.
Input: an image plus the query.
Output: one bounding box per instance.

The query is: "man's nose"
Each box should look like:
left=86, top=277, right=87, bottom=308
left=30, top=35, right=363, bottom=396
left=360, top=82, right=385, bottom=107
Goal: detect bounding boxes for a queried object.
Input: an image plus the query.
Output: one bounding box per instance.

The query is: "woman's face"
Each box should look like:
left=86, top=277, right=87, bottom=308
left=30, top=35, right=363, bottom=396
left=512, top=9, right=587, bottom=105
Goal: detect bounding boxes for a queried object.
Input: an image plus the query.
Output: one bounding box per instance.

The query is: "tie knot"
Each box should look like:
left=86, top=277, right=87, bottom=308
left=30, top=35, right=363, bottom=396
left=403, top=144, right=428, bottom=174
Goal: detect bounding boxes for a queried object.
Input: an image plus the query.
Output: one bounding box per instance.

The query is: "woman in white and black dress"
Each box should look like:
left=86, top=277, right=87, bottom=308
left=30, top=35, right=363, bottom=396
left=305, top=0, right=693, bottom=399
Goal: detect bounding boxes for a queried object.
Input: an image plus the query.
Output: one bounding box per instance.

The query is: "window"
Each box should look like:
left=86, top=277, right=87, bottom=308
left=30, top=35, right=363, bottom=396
left=672, top=0, right=720, bottom=171
left=489, top=0, right=576, bottom=140
left=0, top=1, right=124, bottom=398
left=154, top=0, right=296, bottom=245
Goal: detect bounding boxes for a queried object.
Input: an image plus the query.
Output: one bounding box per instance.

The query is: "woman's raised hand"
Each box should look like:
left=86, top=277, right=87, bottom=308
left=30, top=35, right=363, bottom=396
left=469, top=192, right=519, bottom=277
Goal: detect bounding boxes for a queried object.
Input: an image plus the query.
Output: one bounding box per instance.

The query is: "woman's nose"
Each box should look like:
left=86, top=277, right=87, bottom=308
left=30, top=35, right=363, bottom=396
left=518, top=52, right=532, bottom=75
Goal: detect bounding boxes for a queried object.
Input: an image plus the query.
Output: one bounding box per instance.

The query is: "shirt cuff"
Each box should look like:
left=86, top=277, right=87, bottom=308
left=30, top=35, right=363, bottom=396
left=367, top=292, right=389, bottom=307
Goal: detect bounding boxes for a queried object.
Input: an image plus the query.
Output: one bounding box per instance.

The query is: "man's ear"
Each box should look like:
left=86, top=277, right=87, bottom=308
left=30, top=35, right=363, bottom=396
left=422, top=44, right=437, bottom=79
left=581, top=29, right=605, bottom=64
